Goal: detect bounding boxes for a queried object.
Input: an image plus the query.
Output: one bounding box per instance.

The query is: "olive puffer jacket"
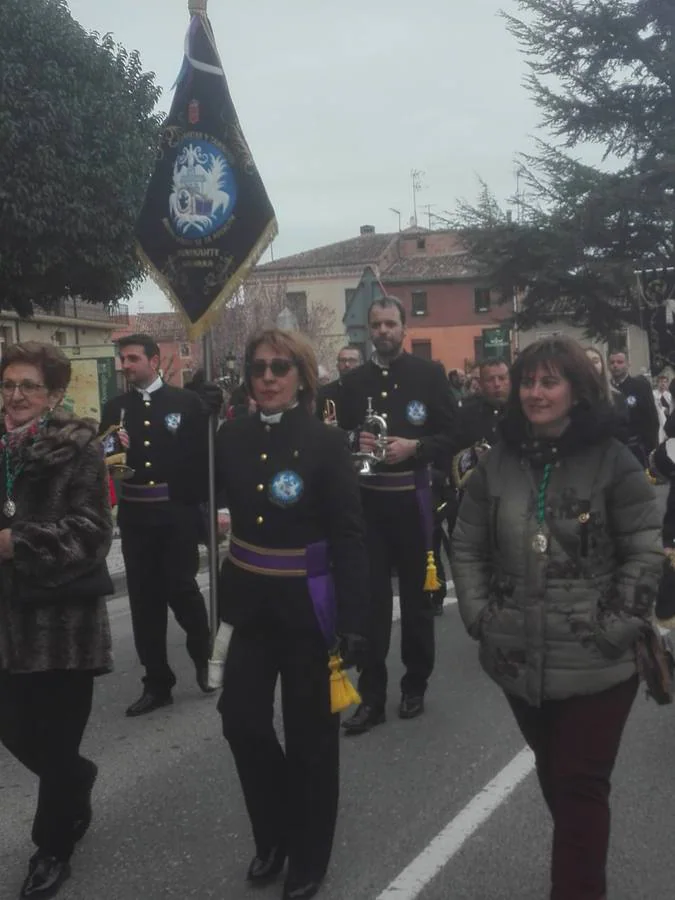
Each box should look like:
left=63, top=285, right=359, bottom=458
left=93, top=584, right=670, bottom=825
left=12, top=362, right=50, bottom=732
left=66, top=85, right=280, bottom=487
left=451, top=407, right=662, bottom=706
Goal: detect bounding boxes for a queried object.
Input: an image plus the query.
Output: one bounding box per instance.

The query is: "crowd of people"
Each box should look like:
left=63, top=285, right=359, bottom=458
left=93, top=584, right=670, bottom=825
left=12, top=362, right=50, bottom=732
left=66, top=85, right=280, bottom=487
left=1, top=306, right=674, bottom=900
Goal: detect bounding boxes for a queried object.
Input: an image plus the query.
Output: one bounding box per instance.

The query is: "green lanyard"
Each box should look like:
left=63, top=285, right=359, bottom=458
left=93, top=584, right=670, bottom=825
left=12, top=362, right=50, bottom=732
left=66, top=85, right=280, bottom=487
left=3, top=447, right=25, bottom=518
left=537, top=463, right=553, bottom=525
left=532, top=463, right=553, bottom=554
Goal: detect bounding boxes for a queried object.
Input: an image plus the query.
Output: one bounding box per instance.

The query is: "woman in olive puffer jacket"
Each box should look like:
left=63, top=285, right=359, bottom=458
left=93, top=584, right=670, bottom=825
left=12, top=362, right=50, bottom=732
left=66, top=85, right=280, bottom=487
left=451, top=336, right=662, bottom=900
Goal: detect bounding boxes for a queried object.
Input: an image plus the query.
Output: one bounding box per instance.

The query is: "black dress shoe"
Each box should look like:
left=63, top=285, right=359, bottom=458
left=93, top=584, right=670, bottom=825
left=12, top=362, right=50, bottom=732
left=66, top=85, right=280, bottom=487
left=20, top=855, right=71, bottom=899
left=71, top=760, right=98, bottom=843
left=246, top=845, right=287, bottom=883
left=341, top=703, right=385, bottom=735
left=282, top=878, right=323, bottom=900
left=125, top=690, right=173, bottom=717
left=399, top=694, right=424, bottom=719
left=196, top=665, right=217, bottom=694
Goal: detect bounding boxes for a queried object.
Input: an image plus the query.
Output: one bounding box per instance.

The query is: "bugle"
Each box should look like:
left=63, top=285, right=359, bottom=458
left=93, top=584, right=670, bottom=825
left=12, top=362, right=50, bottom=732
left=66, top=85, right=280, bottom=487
left=352, top=397, right=388, bottom=476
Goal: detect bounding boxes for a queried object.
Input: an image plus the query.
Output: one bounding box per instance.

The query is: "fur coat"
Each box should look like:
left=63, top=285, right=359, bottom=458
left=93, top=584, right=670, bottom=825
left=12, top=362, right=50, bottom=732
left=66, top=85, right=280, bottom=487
left=0, top=410, right=113, bottom=674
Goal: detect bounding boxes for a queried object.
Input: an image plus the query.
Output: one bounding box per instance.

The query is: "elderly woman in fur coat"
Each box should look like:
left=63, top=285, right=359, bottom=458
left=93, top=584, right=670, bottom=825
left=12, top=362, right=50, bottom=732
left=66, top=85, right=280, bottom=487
left=0, top=342, right=113, bottom=900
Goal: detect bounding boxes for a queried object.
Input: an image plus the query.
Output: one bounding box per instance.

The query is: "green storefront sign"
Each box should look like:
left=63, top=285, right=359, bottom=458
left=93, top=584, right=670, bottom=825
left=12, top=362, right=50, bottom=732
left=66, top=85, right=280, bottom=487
left=482, top=327, right=511, bottom=363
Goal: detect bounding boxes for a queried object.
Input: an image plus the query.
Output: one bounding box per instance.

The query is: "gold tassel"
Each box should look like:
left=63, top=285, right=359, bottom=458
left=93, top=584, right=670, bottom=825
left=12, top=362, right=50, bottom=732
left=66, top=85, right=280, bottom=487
left=329, top=655, right=361, bottom=714
left=423, top=550, right=441, bottom=592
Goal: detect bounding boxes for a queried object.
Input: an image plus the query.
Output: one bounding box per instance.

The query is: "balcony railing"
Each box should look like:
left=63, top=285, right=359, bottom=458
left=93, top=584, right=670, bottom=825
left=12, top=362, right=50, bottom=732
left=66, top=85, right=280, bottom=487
left=33, top=298, right=130, bottom=325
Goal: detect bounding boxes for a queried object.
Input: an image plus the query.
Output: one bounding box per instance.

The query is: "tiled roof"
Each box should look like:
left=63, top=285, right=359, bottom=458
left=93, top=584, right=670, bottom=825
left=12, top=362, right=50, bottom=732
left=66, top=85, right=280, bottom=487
left=382, top=253, right=480, bottom=283
left=257, top=233, right=398, bottom=275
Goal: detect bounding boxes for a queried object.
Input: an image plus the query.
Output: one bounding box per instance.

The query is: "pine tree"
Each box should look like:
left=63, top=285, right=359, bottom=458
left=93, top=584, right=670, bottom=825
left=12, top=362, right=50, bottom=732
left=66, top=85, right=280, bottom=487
left=458, top=0, right=675, bottom=339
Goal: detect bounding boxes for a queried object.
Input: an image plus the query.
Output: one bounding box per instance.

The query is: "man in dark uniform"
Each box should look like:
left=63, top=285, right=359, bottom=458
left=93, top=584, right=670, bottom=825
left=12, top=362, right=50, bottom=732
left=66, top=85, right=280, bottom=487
left=316, top=345, right=363, bottom=423
left=608, top=350, right=659, bottom=467
left=456, top=358, right=510, bottom=448
left=100, top=334, right=216, bottom=717
left=337, top=296, right=458, bottom=734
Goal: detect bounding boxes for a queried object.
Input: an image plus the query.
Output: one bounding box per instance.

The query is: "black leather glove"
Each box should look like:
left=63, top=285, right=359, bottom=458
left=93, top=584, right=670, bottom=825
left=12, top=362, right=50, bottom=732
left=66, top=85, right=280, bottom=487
left=337, top=633, right=368, bottom=670
left=185, top=375, right=223, bottom=416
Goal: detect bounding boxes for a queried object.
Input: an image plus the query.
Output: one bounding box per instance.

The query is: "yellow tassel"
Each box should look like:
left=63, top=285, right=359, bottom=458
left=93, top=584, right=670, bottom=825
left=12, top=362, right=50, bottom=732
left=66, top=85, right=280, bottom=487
left=423, top=550, right=441, bottom=592
left=329, top=655, right=361, bottom=714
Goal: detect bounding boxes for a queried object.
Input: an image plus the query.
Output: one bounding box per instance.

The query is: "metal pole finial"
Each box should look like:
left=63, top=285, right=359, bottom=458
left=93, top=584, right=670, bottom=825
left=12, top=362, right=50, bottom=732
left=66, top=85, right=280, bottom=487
left=188, top=0, right=207, bottom=13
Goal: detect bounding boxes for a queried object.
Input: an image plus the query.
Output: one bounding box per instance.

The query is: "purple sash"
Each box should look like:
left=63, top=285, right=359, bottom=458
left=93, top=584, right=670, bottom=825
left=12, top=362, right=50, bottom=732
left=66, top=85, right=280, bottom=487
left=228, top=536, right=336, bottom=646
left=358, top=467, right=434, bottom=555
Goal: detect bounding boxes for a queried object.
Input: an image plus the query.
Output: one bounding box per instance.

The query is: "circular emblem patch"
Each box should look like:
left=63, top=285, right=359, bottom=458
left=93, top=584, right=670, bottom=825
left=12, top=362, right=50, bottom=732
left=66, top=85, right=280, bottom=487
left=269, top=470, right=304, bottom=507
left=169, top=140, right=237, bottom=238
left=165, top=412, right=182, bottom=433
left=626, top=395, right=637, bottom=407
left=406, top=400, right=427, bottom=426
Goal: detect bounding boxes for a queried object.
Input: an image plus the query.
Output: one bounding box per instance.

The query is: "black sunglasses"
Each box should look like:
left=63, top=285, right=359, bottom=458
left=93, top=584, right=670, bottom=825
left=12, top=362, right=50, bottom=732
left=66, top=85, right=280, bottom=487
left=249, top=358, right=296, bottom=378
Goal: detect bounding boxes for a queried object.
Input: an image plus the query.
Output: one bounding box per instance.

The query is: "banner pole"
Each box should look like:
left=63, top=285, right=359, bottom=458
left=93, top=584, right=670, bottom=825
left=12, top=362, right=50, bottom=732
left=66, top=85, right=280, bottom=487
left=203, top=331, right=219, bottom=641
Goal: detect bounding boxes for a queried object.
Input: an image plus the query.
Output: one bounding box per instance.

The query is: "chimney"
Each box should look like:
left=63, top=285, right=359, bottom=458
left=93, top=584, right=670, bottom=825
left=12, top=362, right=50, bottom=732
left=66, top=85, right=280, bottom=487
left=360, top=225, right=376, bottom=236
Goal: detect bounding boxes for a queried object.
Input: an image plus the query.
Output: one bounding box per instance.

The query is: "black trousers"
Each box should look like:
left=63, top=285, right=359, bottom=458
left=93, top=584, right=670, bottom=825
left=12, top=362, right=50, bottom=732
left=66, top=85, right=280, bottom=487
left=120, top=504, right=211, bottom=692
left=218, top=622, right=340, bottom=883
left=358, top=489, right=435, bottom=709
left=0, top=670, right=95, bottom=861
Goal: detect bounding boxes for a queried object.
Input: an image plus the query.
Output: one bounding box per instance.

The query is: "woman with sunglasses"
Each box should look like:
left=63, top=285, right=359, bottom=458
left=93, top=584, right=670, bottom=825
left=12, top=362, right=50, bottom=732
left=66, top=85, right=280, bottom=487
left=0, top=342, right=113, bottom=900
left=214, top=329, right=369, bottom=900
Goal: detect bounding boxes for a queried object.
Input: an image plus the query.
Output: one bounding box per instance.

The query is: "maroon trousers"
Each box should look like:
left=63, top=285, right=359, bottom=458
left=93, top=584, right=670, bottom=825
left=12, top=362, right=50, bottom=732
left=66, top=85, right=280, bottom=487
left=507, top=675, right=638, bottom=900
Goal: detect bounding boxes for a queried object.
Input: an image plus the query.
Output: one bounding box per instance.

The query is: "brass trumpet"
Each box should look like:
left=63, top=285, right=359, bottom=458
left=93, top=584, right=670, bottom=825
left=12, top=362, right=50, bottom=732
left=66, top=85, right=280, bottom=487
left=323, top=398, right=338, bottom=425
left=101, top=413, right=135, bottom=480
left=352, top=397, right=388, bottom=476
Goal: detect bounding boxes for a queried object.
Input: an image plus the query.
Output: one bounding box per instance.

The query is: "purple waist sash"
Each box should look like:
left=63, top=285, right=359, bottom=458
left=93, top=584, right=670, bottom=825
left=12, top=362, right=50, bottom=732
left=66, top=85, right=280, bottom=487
left=120, top=482, right=170, bottom=502
left=228, top=536, right=336, bottom=645
left=360, top=467, right=435, bottom=555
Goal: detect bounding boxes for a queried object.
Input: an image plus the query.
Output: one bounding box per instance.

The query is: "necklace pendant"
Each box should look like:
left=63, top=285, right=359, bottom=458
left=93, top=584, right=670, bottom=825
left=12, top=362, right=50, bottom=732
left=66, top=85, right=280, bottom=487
left=3, top=498, right=16, bottom=518
left=532, top=531, right=549, bottom=554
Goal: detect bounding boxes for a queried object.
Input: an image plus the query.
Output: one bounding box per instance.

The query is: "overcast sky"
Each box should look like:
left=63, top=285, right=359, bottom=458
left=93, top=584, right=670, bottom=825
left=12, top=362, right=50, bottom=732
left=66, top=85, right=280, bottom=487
left=67, top=0, right=544, bottom=312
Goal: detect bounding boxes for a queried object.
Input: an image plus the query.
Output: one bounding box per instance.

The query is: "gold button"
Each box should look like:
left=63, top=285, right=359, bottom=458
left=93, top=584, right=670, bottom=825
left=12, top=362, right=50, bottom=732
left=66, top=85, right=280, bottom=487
left=264, top=424, right=271, bottom=433
left=148, top=481, right=156, bottom=486
left=256, top=484, right=264, bottom=492
left=256, top=516, right=264, bottom=525
left=144, top=461, right=152, bottom=468
left=293, top=450, right=299, bottom=458
left=381, top=391, right=388, bottom=398
left=144, top=440, right=150, bottom=447
left=260, top=453, right=268, bottom=461
left=382, top=370, right=389, bottom=376
left=144, top=420, right=150, bottom=426
left=144, top=401, right=151, bottom=407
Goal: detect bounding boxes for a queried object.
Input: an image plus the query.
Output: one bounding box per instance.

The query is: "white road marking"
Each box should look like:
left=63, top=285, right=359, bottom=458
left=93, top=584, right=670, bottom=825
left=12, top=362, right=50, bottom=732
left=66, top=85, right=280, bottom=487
left=376, top=747, right=534, bottom=900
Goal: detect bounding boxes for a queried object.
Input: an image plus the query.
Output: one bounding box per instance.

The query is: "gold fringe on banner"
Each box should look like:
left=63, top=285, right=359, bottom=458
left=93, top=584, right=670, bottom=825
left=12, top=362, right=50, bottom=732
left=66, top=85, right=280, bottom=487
left=135, top=216, right=278, bottom=342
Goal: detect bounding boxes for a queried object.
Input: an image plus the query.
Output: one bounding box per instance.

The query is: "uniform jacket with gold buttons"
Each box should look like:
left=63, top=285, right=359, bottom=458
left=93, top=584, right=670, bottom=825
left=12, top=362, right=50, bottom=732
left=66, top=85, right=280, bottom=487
left=214, top=405, right=369, bottom=638
left=336, top=353, right=459, bottom=472
left=100, top=385, right=209, bottom=508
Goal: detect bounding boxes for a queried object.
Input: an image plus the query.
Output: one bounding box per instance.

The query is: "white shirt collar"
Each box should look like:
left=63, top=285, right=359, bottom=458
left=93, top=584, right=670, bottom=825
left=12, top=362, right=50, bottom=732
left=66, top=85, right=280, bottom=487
left=259, top=402, right=298, bottom=425
left=135, top=376, right=163, bottom=402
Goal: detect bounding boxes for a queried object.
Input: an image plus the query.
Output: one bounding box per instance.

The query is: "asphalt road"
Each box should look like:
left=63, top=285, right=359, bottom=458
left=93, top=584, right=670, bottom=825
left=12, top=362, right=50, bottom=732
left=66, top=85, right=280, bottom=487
left=2, top=576, right=675, bottom=900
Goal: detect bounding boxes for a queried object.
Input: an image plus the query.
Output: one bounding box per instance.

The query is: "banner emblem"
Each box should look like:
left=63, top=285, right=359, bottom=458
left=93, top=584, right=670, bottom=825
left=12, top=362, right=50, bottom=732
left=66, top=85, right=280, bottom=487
left=170, top=140, right=237, bottom=238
